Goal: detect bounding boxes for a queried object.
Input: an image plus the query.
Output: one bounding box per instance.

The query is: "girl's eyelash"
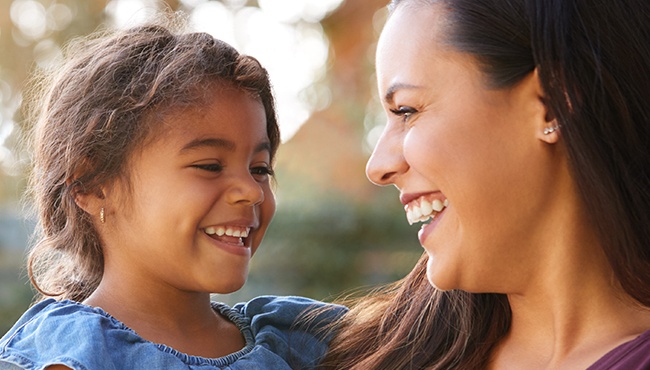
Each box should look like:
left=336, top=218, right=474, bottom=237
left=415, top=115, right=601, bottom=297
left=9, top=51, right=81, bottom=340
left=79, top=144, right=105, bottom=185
left=251, top=166, right=275, bottom=177
left=194, top=163, right=223, bottom=172
left=193, top=163, right=274, bottom=179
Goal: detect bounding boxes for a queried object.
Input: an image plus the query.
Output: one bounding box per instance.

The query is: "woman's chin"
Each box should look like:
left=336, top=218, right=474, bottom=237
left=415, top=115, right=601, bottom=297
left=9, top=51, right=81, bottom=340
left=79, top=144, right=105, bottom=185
left=425, top=262, right=454, bottom=291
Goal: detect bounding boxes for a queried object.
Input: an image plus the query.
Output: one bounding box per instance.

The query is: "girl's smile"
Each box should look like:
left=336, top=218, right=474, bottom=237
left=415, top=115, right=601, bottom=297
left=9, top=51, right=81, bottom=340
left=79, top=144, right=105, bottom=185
left=203, top=222, right=256, bottom=256
left=98, top=84, right=276, bottom=296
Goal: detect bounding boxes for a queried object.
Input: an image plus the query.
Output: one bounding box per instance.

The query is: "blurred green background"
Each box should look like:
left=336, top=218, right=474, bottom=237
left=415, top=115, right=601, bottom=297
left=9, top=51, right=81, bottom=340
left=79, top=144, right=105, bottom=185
left=0, top=0, right=423, bottom=335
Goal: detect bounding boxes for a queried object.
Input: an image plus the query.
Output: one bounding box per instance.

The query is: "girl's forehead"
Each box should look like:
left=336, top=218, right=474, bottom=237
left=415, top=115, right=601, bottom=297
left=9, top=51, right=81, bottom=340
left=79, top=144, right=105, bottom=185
left=146, top=89, right=267, bottom=145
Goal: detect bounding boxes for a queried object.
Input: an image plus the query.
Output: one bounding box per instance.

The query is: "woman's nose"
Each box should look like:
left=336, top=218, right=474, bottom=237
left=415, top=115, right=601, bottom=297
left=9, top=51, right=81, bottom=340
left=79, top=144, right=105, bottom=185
left=366, top=122, right=408, bottom=186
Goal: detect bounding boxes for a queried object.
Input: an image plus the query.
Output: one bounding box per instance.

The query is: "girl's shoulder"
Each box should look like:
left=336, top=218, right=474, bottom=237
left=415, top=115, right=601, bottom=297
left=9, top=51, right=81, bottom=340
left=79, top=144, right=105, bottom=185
left=233, top=295, right=347, bottom=328
left=229, top=295, right=347, bottom=368
left=0, top=298, right=146, bottom=369
left=0, top=297, right=347, bottom=370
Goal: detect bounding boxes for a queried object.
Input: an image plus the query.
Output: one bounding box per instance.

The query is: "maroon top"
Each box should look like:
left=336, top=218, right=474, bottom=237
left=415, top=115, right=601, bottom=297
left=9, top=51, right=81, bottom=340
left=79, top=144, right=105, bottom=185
left=587, top=329, right=650, bottom=369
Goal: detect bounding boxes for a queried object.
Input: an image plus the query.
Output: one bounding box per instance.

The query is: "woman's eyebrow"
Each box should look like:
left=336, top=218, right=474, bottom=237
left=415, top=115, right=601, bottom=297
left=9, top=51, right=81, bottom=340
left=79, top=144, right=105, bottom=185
left=384, top=82, right=423, bottom=104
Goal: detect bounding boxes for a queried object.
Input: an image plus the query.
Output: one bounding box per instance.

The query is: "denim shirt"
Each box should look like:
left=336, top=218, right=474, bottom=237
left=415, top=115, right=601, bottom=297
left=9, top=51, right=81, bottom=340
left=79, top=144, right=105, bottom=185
left=0, top=296, right=346, bottom=370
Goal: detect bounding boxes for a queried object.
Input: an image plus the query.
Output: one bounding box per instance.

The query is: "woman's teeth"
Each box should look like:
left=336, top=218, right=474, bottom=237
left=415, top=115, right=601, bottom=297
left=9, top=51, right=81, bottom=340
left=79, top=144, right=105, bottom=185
left=406, top=198, right=449, bottom=225
left=204, top=226, right=250, bottom=238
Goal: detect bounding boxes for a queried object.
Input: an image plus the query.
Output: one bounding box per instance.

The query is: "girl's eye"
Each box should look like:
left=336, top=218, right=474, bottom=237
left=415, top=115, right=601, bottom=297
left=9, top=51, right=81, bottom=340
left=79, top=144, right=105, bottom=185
left=193, top=163, right=223, bottom=173
left=390, top=106, right=417, bottom=123
left=250, top=166, right=274, bottom=182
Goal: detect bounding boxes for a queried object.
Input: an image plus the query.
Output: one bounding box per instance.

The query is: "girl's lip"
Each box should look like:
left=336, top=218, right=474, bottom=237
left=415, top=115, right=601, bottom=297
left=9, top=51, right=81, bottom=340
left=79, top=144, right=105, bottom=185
left=203, top=232, right=252, bottom=257
left=417, top=206, right=447, bottom=245
left=202, top=217, right=258, bottom=230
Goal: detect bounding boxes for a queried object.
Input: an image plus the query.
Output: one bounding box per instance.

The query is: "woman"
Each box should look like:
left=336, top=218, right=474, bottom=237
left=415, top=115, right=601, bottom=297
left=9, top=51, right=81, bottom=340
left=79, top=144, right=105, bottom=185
left=322, top=0, right=650, bottom=368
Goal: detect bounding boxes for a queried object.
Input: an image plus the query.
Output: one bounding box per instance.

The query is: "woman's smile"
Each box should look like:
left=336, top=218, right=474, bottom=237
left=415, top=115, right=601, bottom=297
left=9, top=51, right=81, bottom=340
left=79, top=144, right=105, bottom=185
left=403, top=194, right=449, bottom=225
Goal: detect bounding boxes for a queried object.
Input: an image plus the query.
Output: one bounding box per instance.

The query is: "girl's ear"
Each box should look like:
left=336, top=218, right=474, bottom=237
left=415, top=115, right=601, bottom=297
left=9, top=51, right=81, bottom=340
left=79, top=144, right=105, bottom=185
left=66, top=159, right=108, bottom=219
left=531, top=68, right=561, bottom=144
left=68, top=178, right=106, bottom=218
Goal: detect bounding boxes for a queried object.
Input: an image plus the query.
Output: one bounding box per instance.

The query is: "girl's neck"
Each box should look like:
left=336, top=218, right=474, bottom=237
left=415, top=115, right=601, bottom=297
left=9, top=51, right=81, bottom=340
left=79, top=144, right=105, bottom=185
left=84, top=274, right=246, bottom=358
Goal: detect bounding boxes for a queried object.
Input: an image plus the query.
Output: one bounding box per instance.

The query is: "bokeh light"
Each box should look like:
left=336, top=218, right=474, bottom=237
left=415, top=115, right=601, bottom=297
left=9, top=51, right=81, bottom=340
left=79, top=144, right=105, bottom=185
left=10, top=0, right=48, bottom=41
left=102, top=0, right=343, bottom=142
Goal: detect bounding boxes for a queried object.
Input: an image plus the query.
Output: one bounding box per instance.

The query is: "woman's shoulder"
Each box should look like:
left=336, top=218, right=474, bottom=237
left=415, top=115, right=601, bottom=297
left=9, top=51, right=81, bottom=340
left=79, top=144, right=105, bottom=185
left=588, top=329, right=650, bottom=370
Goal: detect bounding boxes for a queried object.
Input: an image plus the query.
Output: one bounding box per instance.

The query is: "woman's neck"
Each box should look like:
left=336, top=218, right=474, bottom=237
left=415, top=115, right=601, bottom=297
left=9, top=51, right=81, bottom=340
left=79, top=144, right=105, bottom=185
left=489, top=237, right=650, bottom=370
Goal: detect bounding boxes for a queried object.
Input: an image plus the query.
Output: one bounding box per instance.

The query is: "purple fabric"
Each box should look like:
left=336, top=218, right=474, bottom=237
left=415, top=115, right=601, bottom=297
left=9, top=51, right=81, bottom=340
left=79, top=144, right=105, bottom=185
left=587, top=329, right=650, bottom=369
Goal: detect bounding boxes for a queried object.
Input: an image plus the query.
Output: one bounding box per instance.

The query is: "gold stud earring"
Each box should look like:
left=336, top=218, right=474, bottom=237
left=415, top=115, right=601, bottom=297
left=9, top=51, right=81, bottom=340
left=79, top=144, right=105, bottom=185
left=100, top=207, right=105, bottom=224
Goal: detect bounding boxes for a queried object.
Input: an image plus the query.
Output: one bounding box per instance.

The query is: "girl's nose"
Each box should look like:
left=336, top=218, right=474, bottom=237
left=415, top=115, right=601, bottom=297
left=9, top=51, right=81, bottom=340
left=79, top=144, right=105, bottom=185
left=366, top=122, right=408, bottom=186
left=227, top=173, right=265, bottom=206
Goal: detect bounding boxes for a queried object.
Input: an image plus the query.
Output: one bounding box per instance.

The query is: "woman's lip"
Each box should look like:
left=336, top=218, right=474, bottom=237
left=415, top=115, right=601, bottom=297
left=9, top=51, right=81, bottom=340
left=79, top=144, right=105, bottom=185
left=400, top=191, right=440, bottom=206
left=417, top=206, right=447, bottom=245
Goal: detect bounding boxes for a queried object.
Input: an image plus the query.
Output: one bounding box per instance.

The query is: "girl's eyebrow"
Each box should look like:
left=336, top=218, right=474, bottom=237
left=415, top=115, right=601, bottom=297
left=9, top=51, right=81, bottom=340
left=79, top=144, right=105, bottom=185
left=181, top=138, right=271, bottom=154
left=181, top=138, right=236, bottom=152
left=255, top=142, right=272, bottom=154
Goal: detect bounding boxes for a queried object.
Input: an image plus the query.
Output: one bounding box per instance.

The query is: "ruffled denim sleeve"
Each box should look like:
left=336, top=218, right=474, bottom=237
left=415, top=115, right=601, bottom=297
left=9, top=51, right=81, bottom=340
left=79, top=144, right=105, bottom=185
left=233, top=296, right=347, bottom=370
left=0, top=297, right=347, bottom=370
left=0, top=299, right=197, bottom=370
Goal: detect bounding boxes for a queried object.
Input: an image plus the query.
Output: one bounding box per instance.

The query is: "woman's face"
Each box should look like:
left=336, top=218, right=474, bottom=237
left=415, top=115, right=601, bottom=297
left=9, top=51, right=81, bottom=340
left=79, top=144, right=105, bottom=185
left=369, top=4, right=560, bottom=292
left=101, top=85, right=276, bottom=295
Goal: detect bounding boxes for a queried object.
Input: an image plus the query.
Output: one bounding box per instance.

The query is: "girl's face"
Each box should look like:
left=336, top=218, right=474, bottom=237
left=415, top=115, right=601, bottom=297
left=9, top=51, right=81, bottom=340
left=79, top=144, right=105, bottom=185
left=102, top=85, right=275, bottom=295
left=369, top=4, right=560, bottom=292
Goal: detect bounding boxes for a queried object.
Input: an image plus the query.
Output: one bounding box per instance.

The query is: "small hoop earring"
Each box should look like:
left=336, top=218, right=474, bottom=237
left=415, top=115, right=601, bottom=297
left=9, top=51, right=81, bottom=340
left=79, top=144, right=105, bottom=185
left=543, top=124, right=562, bottom=135
left=100, top=207, right=105, bottom=224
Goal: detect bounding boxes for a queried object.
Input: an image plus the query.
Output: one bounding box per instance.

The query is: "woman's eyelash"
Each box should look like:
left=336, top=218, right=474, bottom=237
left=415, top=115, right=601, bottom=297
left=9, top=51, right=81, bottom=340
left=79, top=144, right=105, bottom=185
left=390, top=106, right=417, bottom=121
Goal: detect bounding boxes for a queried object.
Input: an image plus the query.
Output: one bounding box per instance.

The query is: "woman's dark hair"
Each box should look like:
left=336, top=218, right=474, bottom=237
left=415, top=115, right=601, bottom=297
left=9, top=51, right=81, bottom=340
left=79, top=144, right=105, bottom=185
left=322, top=0, right=650, bottom=368
left=25, top=20, right=280, bottom=303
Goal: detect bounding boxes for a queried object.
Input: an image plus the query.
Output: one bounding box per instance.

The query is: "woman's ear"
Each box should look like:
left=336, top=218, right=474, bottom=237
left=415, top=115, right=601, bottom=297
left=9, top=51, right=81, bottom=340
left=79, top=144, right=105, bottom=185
left=531, top=69, right=561, bottom=144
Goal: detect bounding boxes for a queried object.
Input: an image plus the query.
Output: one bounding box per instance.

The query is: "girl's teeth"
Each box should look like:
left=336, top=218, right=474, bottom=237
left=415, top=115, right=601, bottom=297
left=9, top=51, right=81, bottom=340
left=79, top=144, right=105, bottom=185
left=432, top=199, right=444, bottom=212
left=205, top=226, right=250, bottom=238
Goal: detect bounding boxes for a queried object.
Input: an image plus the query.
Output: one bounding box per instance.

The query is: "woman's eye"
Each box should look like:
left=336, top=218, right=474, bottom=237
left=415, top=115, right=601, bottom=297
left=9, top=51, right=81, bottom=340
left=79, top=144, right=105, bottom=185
left=250, top=166, right=274, bottom=181
left=390, top=106, right=417, bottom=123
left=193, top=163, right=223, bottom=173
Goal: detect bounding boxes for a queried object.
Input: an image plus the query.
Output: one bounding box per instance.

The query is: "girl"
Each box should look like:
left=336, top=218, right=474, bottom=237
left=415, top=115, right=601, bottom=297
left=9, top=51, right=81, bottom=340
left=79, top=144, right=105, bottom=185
left=0, top=22, right=343, bottom=369
left=323, top=0, right=650, bottom=368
